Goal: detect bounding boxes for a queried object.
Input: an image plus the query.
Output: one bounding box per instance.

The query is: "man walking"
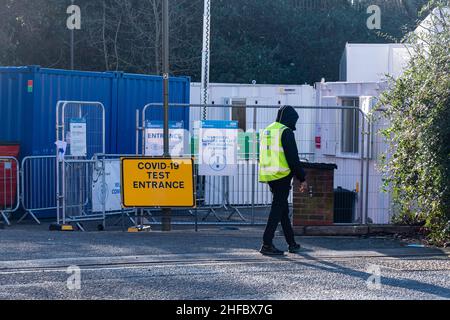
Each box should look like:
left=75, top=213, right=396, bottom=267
left=259, top=105, right=308, bottom=255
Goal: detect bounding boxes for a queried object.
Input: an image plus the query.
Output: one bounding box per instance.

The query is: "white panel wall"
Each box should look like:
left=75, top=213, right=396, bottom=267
left=190, top=83, right=316, bottom=106
left=316, top=81, right=392, bottom=224
left=191, top=83, right=315, bottom=207
left=342, top=44, right=411, bottom=82
left=192, top=81, right=394, bottom=223
left=191, top=83, right=316, bottom=155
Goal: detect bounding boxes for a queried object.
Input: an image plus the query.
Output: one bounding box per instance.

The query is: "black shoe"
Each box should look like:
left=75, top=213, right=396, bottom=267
left=260, top=244, right=285, bottom=256
left=288, top=243, right=301, bottom=253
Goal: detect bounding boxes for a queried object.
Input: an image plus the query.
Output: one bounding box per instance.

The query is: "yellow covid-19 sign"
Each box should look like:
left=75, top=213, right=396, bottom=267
left=121, top=157, right=195, bottom=208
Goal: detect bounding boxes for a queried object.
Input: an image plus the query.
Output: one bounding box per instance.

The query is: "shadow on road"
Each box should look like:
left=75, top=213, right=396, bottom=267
left=279, top=251, right=450, bottom=299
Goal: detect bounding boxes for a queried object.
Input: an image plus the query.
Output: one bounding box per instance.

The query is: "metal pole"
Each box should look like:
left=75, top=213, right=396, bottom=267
left=135, top=110, right=140, bottom=155
left=359, top=113, right=365, bottom=224
left=201, top=0, right=211, bottom=120
left=162, top=0, right=171, bottom=231
left=251, top=106, right=257, bottom=225
left=364, top=119, right=372, bottom=225
left=70, top=0, right=75, bottom=70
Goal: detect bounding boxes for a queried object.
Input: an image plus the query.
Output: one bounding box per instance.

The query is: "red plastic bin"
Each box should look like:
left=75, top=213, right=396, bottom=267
left=0, top=143, right=20, bottom=208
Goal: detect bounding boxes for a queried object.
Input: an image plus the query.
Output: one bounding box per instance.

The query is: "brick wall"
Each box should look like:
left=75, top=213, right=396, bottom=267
left=293, top=163, right=337, bottom=226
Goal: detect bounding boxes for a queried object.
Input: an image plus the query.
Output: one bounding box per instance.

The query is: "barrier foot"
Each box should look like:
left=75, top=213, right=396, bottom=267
left=1, top=212, right=11, bottom=226
left=113, top=213, right=135, bottom=228
left=17, top=210, right=41, bottom=225
left=227, top=207, right=247, bottom=222
left=128, top=225, right=152, bottom=233
left=76, top=223, right=85, bottom=232
left=201, top=207, right=222, bottom=222
left=49, top=223, right=75, bottom=232
left=127, top=213, right=137, bottom=225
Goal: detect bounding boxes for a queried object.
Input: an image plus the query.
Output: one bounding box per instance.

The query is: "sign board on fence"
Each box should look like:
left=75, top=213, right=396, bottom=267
left=121, top=157, right=195, bottom=208
left=197, top=120, right=238, bottom=176
left=145, top=121, right=184, bottom=156
left=69, top=118, right=87, bottom=157
left=92, top=160, right=122, bottom=212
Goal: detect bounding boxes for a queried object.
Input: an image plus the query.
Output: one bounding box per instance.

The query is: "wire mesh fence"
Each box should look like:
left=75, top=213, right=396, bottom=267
left=4, top=101, right=394, bottom=230
left=56, top=101, right=106, bottom=227
left=137, top=103, right=373, bottom=226
left=19, top=155, right=57, bottom=224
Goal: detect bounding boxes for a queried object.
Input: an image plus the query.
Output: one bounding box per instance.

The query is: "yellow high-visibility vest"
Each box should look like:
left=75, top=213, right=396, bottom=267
left=259, top=122, right=291, bottom=183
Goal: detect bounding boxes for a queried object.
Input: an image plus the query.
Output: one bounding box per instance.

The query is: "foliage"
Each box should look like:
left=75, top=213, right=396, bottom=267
left=0, top=0, right=428, bottom=83
left=378, top=0, right=450, bottom=246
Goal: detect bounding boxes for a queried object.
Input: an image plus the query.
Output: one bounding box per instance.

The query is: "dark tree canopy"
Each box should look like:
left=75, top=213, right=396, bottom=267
left=0, top=0, right=430, bottom=84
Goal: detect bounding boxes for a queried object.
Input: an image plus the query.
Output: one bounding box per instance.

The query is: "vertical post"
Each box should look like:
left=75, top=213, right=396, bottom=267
left=70, top=30, right=74, bottom=70
left=162, top=0, right=171, bottom=231
left=359, top=112, right=365, bottom=224
left=135, top=110, right=140, bottom=155
left=142, top=107, right=146, bottom=157
left=364, top=119, right=372, bottom=225
left=70, top=0, right=75, bottom=70
left=251, top=106, right=257, bottom=225
left=201, top=0, right=211, bottom=120
left=101, top=154, right=106, bottom=230
left=61, top=103, right=66, bottom=225
left=56, top=104, right=60, bottom=226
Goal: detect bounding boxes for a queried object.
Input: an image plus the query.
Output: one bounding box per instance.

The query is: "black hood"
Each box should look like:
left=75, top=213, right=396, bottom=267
left=276, top=105, right=299, bottom=131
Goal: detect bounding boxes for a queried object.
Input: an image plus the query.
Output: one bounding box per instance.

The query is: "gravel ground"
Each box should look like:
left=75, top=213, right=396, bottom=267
left=0, top=223, right=448, bottom=300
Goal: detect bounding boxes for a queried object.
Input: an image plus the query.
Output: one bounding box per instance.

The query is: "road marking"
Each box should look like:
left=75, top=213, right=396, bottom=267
left=0, top=253, right=448, bottom=275
left=0, top=247, right=447, bottom=272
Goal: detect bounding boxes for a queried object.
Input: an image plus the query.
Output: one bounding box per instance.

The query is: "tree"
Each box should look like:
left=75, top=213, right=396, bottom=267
left=0, top=0, right=430, bottom=83
left=209, top=0, right=429, bottom=84
left=0, top=0, right=69, bottom=67
left=378, top=0, right=450, bottom=245
left=79, top=0, right=202, bottom=75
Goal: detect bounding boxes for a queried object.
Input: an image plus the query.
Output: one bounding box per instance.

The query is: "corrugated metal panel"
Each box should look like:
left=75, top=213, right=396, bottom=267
left=33, top=67, right=116, bottom=155
left=115, top=73, right=190, bottom=154
left=0, top=66, right=116, bottom=157
left=0, top=66, right=190, bottom=157
left=0, top=68, right=33, bottom=155
left=0, top=66, right=189, bottom=220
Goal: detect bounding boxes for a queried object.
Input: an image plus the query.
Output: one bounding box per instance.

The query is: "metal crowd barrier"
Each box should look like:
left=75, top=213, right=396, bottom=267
left=135, top=103, right=372, bottom=226
left=0, top=156, right=20, bottom=225
left=2, top=101, right=383, bottom=229
left=56, top=154, right=135, bottom=230
left=56, top=101, right=107, bottom=230
left=19, top=155, right=57, bottom=225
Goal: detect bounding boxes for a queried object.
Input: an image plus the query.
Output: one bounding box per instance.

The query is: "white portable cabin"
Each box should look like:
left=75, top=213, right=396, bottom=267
left=190, top=83, right=316, bottom=155
left=329, top=42, right=412, bottom=223
left=315, top=81, right=391, bottom=224
left=190, top=83, right=316, bottom=207
left=189, top=81, right=395, bottom=223
left=339, top=43, right=411, bottom=82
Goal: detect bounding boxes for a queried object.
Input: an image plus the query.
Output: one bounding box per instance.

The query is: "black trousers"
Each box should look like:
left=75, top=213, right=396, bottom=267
left=263, top=176, right=296, bottom=246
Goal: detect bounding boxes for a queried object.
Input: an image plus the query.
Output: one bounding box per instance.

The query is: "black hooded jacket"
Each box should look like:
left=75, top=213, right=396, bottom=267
left=275, top=106, right=306, bottom=183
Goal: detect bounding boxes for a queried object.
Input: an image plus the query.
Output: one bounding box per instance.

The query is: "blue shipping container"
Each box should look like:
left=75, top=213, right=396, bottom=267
left=0, top=66, right=190, bottom=158
left=114, top=72, right=190, bottom=154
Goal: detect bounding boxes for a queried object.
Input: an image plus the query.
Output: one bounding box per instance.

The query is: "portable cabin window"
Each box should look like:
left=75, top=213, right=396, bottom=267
left=231, top=99, right=247, bottom=132
left=341, top=98, right=359, bottom=154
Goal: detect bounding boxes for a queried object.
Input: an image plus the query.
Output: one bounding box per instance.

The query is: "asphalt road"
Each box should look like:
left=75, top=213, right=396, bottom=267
left=0, top=225, right=449, bottom=300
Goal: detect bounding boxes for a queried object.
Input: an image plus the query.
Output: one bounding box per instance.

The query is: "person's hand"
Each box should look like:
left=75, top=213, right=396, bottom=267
left=299, top=181, right=308, bottom=193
